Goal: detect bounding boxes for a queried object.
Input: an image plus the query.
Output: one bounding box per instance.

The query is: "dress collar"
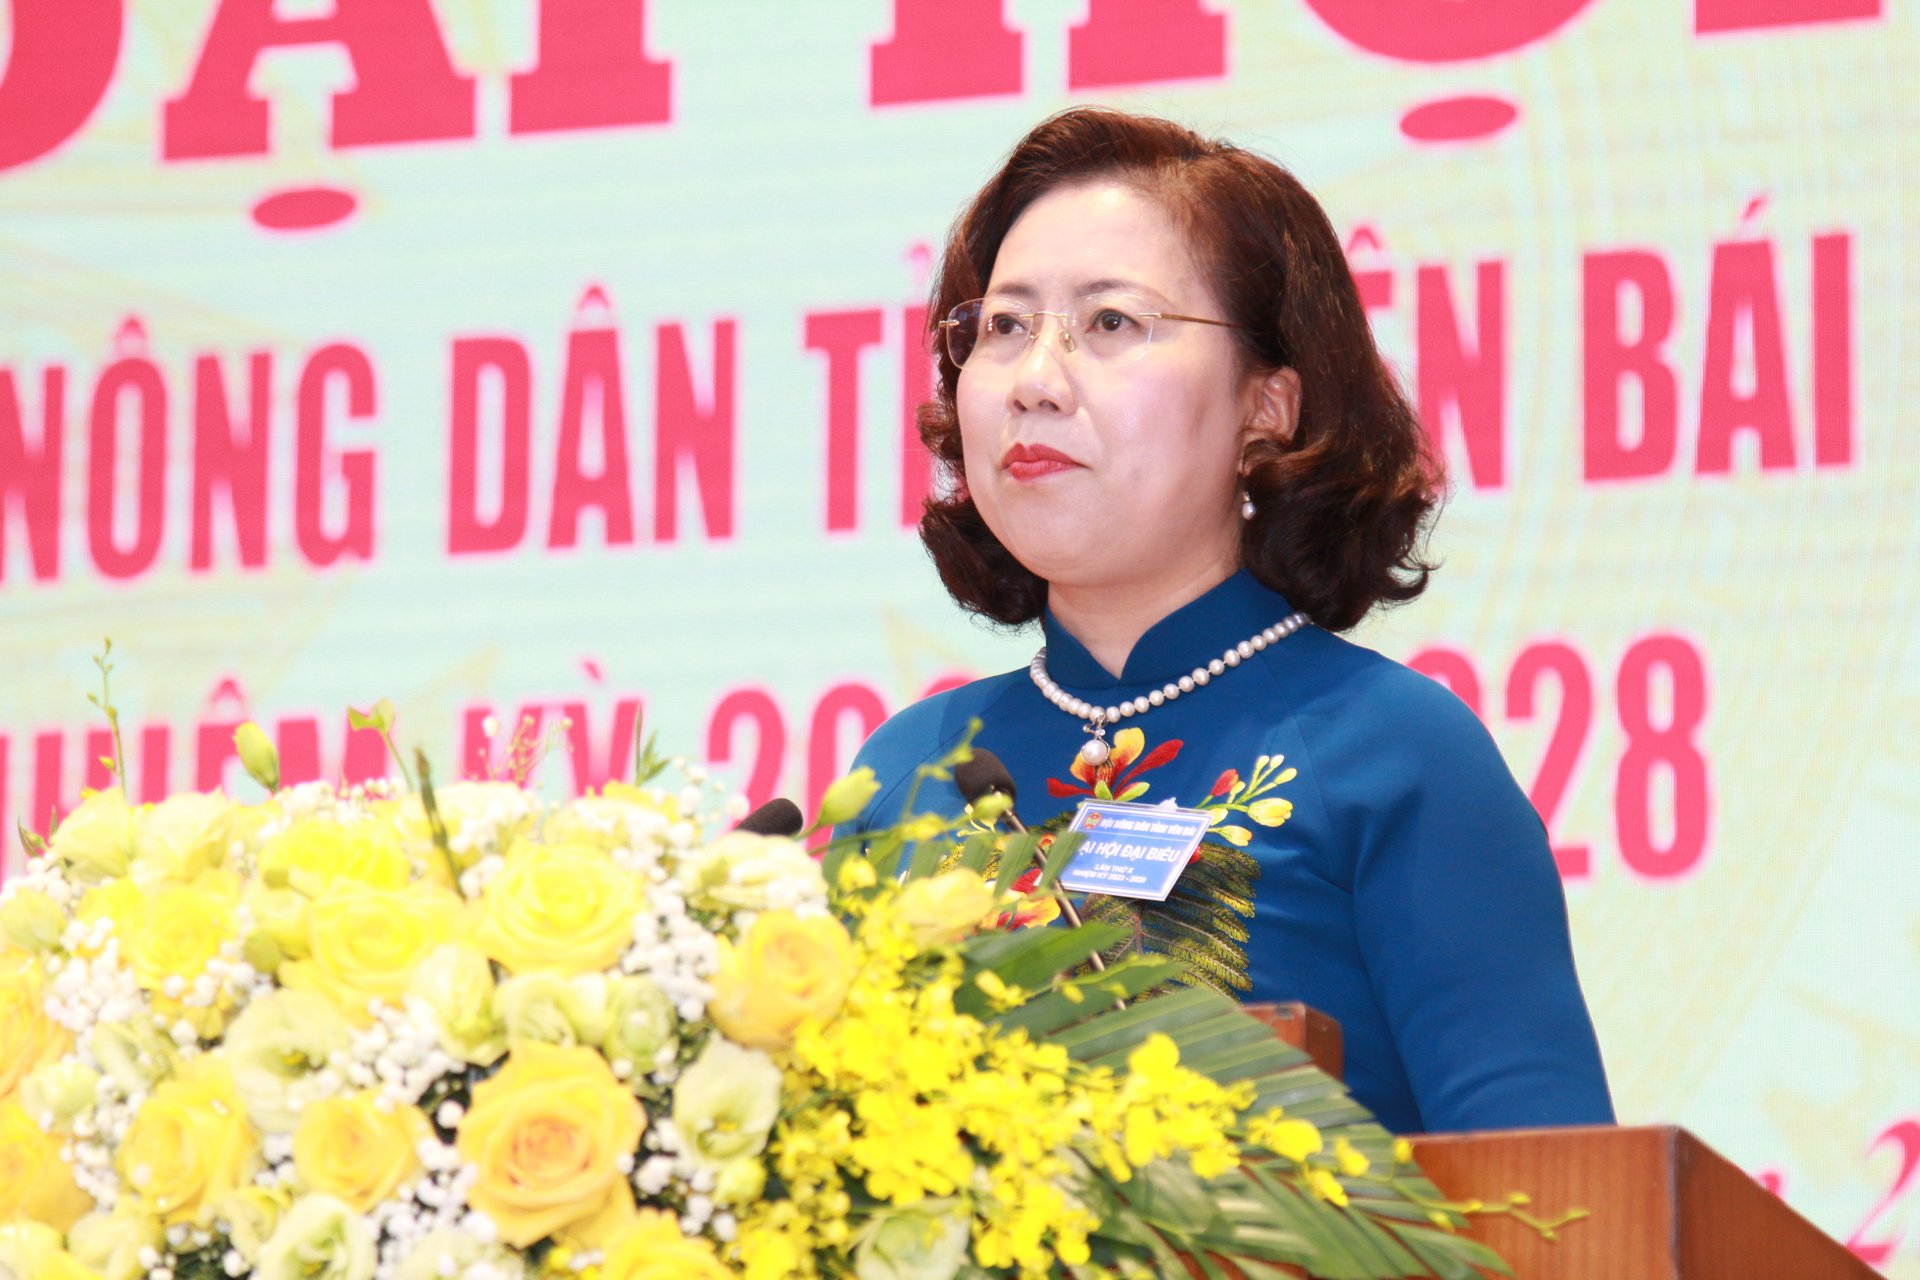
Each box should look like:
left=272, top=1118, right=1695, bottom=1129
left=1038, top=570, right=1298, bottom=690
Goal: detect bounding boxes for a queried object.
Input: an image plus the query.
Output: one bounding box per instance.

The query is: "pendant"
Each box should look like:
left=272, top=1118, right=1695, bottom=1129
left=1078, top=723, right=1111, bottom=766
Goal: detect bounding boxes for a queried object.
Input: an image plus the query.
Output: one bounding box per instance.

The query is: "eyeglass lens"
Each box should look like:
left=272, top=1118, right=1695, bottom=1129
left=945, top=296, right=1158, bottom=368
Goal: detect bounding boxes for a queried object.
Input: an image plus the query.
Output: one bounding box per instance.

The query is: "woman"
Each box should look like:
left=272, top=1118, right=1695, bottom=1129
left=848, top=108, right=1612, bottom=1136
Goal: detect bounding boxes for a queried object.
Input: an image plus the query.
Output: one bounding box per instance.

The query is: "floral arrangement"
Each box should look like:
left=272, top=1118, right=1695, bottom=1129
left=0, top=695, right=1519, bottom=1280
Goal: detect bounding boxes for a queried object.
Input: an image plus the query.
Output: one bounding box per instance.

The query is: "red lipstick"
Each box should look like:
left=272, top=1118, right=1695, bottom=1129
left=1001, top=442, right=1080, bottom=481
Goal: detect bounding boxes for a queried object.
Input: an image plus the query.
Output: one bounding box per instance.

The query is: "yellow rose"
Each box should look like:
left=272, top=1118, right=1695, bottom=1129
left=470, top=842, right=645, bottom=975
left=0, top=1221, right=101, bottom=1280
left=292, top=1090, right=428, bottom=1213
left=75, top=879, right=143, bottom=951
left=282, top=884, right=461, bottom=1024
left=117, top=1055, right=259, bottom=1226
left=0, top=955, right=70, bottom=1101
left=455, top=1042, right=644, bottom=1247
left=600, top=1209, right=732, bottom=1280
left=49, top=787, right=136, bottom=883
left=258, top=819, right=410, bottom=898
left=123, top=871, right=240, bottom=993
left=893, top=869, right=1001, bottom=947
left=0, top=1098, right=91, bottom=1230
left=707, top=911, right=854, bottom=1051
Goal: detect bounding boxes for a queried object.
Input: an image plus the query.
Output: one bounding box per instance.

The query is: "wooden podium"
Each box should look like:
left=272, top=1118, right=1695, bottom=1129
left=1248, top=1004, right=1877, bottom=1279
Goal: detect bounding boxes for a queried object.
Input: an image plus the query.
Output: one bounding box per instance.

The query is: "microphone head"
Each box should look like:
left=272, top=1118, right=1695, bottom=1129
left=953, top=749, right=1017, bottom=807
left=735, top=796, right=805, bottom=838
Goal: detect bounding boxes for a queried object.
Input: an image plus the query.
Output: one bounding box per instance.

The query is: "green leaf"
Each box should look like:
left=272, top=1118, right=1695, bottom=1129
left=991, top=831, right=1044, bottom=896
left=1033, top=830, right=1084, bottom=892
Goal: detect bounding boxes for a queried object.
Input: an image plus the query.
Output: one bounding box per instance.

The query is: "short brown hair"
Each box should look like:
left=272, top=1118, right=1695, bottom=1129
left=917, top=108, right=1442, bottom=633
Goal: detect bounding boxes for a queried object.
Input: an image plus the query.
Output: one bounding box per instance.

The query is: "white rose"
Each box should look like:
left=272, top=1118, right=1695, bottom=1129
left=256, top=1195, right=374, bottom=1280
left=671, top=1036, right=781, bottom=1172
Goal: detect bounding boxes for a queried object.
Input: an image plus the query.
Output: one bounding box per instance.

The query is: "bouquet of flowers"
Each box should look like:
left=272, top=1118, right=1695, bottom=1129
left=0, top=700, right=1518, bottom=1280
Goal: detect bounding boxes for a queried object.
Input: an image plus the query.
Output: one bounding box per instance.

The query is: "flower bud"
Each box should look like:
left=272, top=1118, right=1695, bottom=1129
left=816, top=766, right=881, bottom=829
left=234, top=722, right=280, bottom=792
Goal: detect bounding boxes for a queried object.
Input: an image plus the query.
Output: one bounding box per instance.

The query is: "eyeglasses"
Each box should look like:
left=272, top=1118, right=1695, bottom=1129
left=940, top=294, right=1250, bottom=369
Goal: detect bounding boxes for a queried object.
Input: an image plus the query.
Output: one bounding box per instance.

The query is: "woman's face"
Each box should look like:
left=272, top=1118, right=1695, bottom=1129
left=957, top=179, right=1262, bottom=600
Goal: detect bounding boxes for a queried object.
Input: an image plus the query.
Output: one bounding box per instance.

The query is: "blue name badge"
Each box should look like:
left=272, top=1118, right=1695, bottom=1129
left=1056, top=800, right=1214, bottom=901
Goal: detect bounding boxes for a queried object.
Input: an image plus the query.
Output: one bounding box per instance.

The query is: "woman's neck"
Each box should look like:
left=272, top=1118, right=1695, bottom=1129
left=1047, top=562, right=1237, bottom=679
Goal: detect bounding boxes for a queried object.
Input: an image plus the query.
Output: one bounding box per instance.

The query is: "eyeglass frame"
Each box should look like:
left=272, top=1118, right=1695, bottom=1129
left=937, top=295, right=1254, bottom=369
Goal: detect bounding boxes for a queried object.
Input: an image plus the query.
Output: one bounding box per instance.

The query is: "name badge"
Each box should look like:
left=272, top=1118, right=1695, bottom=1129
left=1056, top=800, right=1213, bottom=901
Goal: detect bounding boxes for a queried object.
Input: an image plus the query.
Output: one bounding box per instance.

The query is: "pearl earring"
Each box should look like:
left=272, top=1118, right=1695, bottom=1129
left=1239, top=488, right=1256, bottom=521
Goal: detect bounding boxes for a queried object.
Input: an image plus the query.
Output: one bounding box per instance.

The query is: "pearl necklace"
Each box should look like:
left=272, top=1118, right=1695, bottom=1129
left=1029, top=612, right=1311, bottom=765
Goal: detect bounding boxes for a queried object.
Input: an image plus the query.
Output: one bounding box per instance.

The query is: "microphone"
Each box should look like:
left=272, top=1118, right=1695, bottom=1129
left=954, top=749, right=1106, bottom=974
left=734, top=796, right=804, bottom=838
left=954, top=752, right=1027, bottom=832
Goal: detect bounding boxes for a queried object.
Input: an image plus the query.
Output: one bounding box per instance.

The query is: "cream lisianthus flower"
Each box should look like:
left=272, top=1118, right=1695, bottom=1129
left=241, top=880, right=312, bottom=973
left=541, top=781, right=680, bottom=853
left=224, top=988, right=355, bottom=1132
left=671, top=1036, right=781, bottom=1173
left=0, top=1221, right=100, bottom=1280
left=676, top=831, right=826, bottom=914
left=601, top=974, right=677, bottom=1083
left=470, top=842, right=645, bottom=976
left=49, top=786, right=136, bottom=883
left=406, top=943, right=506, bottom=1065
left=0, top=886, right=65, bottom=954
left=67, top=1204, right=162, bottom=1280
left=129, top=791, right=231, bottom=889
left=255, top=1194, right=375, bottom=1280
left=854, top=1200, right=971, bottom=1280
left=212, top=1185, right=291, bottom=1265
left=20, top=1058, right=99, bottom=1131
left=391, top=1228, right=527, bottom=1280
left=496, top=971, right=611, bottom=1047
left=88, top=1017, right=177, bottom=1097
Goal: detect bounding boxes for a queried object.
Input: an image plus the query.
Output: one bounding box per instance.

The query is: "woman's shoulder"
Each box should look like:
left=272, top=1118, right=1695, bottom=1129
left=1286, top=626, right=1487, bottom=746
left=859, top=670, right=1027, bottom=762
left=848, top=669, right=1029, bottom=828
